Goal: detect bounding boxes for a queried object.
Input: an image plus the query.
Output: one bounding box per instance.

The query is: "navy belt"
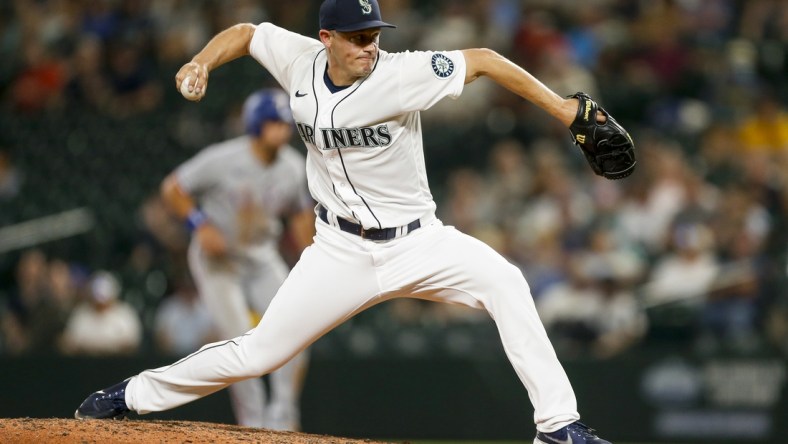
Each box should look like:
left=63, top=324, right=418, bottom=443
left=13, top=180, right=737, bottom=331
left=318, top=206, right=421, bottom=241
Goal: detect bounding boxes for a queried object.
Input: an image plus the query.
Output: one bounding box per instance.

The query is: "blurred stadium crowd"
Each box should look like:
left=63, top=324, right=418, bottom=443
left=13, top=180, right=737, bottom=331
left=0, top=0, right=786, bottom=361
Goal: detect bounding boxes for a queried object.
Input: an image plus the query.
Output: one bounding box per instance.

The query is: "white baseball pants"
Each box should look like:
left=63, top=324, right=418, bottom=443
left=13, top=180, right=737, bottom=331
left=127, top=219, right=579, bottom=432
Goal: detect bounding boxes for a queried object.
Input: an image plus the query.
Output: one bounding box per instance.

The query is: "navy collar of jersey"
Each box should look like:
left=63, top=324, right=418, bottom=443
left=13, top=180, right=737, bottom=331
left=323, top=65, right=351, bottom=93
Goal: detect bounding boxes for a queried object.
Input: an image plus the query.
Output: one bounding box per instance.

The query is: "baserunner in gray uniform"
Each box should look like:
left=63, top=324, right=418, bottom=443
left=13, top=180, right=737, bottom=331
left=160, top=88, right=315, bottom=430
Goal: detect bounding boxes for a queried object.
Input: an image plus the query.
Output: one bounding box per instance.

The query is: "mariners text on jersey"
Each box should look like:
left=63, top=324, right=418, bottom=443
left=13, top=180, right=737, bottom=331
left=295, top=122, right=392, bottom=150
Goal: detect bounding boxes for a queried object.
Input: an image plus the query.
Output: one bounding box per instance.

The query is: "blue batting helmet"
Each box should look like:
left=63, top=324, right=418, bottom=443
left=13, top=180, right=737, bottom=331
left=242, top=89, right=294, bottom=137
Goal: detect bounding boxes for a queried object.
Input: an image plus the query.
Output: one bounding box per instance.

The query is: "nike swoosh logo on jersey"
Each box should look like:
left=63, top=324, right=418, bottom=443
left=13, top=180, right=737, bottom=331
left=295, top=90, right=308, bottom=97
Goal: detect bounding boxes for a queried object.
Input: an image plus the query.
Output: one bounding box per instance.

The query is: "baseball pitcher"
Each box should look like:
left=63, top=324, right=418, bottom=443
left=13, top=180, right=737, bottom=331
left=77, top=1, right=635, bottom=442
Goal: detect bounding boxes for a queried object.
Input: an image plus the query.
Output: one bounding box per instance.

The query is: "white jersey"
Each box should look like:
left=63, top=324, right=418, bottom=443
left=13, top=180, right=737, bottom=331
left=249, top=23, right=466, bottom=229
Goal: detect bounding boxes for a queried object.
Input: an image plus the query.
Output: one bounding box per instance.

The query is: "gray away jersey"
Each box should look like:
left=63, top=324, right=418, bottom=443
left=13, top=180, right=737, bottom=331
left=249, top=23, right=467, bottom=230
left=176, top=136, right=312, bottom=253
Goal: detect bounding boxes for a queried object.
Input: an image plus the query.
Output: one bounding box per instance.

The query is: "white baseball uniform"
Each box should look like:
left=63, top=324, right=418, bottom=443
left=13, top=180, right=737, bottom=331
left=175, top=136, right=312, bottom=429
left=126, top=23, right=580, bottom=432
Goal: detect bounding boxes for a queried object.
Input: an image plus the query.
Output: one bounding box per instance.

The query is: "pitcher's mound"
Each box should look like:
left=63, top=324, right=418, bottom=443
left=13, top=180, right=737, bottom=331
left=0, top=418, right=394, bottom=443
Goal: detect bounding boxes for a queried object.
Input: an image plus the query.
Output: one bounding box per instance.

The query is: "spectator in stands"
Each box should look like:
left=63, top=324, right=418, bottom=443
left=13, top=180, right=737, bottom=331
left=0, top=149, right=21, bottom=200
left=65, top=35, right=112, bottom=111
left=535, top=40, right=600, bottom=99
left=618, top=138, right=690, bottom=254
left=537, top=225, right=647, bottom=359
left=737, top=92, right=788, bottom=155
left=8, top=37, right=67, bottom=113
left=640, top=222, right=721, bottom=329
left=698, top=124, right=742, bottom=188
left=60, top=271, right=142, bottom=356
left=572, top=226, right=648, bottom=358
left=536, top=261, right=605, bottom=358
left=149, top=0, right=212, bottom=69
left=0, top=249, right=67, bottom=355
left=439, top=167, right=495, bottom=236
left=631, top=0, right=692, bottom=94
left=377, top=0, right=423, bottom=53
left=511, top=8, right=564, bottom=71
left=699, top=186, right=772, bottom=351
left=700, top=227, right=762, bottom=351
left=483, top=138, right=533, bottom=231
left=45, top=258, right=79, bottom=349
left=153, top=278, right=218, bottom=356
left=103, top=38, right=163, bottom=117
left=515, top=144, right=595, bottom=251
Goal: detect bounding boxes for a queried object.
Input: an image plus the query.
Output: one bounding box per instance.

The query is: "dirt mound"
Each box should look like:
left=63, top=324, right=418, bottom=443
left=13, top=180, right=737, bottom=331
left=0, top=418, right=395, bottom=444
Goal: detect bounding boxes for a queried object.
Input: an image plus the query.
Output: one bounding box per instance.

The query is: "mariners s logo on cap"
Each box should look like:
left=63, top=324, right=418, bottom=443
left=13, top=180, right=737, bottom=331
left=359, top=0, right=372, bottom=14
left=431, top=53, right=455, bottom=78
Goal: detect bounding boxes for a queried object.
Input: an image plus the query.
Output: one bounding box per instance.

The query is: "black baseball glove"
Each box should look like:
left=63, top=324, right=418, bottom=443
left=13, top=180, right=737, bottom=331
left=567, top=92, right=636, bottom=180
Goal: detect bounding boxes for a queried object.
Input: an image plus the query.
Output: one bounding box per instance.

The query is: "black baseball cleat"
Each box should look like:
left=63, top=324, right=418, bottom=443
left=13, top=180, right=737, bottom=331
left=535, top=421, right=611, bottom=444
left=74, top=378, right=131, bottom=420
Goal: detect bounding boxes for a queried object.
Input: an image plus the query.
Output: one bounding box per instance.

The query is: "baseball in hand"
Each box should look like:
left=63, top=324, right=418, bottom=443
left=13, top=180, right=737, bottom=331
left=180, top=76, right=205, bottom=101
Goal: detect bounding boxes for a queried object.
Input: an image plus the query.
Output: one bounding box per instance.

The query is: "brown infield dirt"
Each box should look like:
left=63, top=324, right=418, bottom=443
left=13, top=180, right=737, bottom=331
left=0, top=418, right=400, bottom=444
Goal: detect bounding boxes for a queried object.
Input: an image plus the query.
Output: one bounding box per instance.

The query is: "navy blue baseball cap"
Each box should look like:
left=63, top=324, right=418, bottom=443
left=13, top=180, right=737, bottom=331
left=319, top=0, right=396, bottom=32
